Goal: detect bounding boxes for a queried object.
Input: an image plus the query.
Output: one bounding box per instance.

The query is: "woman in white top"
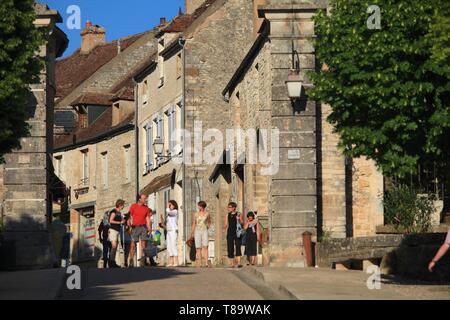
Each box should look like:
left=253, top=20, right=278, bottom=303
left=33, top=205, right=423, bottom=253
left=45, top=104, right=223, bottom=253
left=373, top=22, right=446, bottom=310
left=165, top=200, right=179, bottom=267
left=191, top=201, right=211, bottom=267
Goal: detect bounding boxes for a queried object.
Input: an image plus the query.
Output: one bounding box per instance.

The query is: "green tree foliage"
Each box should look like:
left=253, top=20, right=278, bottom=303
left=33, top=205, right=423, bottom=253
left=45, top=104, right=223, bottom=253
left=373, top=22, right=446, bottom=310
left=0, top=0, right=44, bottom=162
left=309, top=0, right=450, bottom=178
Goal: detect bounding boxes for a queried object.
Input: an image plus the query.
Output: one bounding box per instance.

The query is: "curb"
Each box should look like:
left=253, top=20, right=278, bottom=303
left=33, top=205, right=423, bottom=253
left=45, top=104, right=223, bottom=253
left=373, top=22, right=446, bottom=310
left=244, top=267, right=299, bottom=300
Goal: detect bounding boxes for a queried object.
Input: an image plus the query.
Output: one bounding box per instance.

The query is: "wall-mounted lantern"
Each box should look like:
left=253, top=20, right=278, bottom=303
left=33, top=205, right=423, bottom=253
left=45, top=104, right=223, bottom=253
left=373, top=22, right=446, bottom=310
left=286, top=2, right=303, bottom=101
left=286, top=43, right=302, bottom=100
left=153, top=136, right=165, bottom=157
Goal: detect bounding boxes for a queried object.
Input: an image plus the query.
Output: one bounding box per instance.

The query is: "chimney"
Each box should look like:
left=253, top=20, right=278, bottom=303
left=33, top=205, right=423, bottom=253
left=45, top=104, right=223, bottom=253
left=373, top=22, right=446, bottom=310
left=185, top=0, right=205, bottom=14
left=80, top=21, right=106, bottom=54
left=160, top=17, right=167, bottom=25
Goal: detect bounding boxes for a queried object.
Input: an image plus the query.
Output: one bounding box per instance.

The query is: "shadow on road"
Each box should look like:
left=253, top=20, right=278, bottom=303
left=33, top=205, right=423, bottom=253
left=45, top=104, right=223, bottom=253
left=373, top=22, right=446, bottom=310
left=59, top=267, right=195, bottom=300
left=381, top=274, right=450, bottom=286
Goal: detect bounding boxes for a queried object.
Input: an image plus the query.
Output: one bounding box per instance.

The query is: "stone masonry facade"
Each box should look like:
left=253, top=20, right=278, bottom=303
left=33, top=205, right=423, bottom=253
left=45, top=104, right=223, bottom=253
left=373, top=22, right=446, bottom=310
left=221, top=0, right=384, bottom=266
left=0, top=4, right=68, bottom=269
left=183, top=0, right=255, bottom=263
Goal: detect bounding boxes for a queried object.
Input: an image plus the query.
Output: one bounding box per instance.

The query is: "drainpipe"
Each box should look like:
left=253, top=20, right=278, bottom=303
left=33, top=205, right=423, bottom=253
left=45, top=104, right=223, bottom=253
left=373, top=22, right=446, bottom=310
left=179, top=36, right=187, bottom=266
left=132, top=78, right=139, bottom=202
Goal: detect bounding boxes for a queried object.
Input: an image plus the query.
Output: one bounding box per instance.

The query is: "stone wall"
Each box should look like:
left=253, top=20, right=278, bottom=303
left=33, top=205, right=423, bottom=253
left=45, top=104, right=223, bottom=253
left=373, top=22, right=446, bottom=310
left=317, top=233, right=450, bottom=282
left=95, top=129, right=136, bottom=215
left=352, top=156, right=384, bottom=237
left=320, top=103, right=347, bottom=238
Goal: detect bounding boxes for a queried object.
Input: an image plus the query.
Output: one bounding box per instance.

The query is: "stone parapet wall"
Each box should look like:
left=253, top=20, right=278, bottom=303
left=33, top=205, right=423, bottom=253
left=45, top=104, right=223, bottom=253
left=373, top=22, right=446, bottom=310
left=317, top=233, right=450, bottom=281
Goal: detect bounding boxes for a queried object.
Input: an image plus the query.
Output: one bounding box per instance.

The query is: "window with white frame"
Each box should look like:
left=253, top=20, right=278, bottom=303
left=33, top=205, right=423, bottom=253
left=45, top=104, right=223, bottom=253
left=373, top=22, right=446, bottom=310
left=158, top=39, right=165, bottom=88
left=123, top=145, right=131, bottom=182
left=144, top=123, right=153, bottom=172
left=101, top=151, right=108, bottom=189
left=153, top=115, right=164, bottom=160
left=81, top=149, right=89, bottom=186
left=166, top=105, right=176, bottom=155
left=54, top=155, right=62, bottom=178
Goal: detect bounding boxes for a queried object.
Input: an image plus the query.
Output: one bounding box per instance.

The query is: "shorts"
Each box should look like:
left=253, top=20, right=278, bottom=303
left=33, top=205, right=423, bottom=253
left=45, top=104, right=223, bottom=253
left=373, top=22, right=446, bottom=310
left=194, top=229, right=209, bottom=248
left=108, top=228, right=120, bottom=242
left=131, top=225, right=150, bottom=242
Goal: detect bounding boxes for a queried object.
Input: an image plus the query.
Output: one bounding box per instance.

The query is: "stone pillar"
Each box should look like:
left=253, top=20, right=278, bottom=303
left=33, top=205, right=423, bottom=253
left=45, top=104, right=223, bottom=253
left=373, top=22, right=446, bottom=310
left=1, top=5, right=67, bottom=270
left=260, top=1, right=327, bottom=265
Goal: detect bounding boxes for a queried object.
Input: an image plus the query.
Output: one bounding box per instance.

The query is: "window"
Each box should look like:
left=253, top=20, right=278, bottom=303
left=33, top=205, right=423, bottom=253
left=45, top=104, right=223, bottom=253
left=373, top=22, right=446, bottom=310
left=142, top=80, right=148, bottom=104
left=101, top=151, right=108, bottom=190
left=176, top=53, right=182, bottom=79
left=124, top=145, right=131, bottom=182
left=158, top=39, right=165, bottom=88
left=54, top=155, right=63, bottom=179
left=144, top=124, right=153, bottom=172
left=166, top=106, right=176, bottom=155
left=154, top=114, right=164, bottom=140
left=81, top=149, right=89, bottom=186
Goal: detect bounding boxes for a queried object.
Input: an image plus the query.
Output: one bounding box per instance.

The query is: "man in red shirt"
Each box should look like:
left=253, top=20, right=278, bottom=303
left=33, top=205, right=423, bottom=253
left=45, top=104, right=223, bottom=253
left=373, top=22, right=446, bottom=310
left=128, top=194, right=152, bottom=267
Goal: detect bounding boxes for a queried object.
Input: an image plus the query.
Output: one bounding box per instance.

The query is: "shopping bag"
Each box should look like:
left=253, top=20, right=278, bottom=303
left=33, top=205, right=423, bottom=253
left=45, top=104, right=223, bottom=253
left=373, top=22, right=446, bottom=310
left=144, top=242, right=158, bottom=258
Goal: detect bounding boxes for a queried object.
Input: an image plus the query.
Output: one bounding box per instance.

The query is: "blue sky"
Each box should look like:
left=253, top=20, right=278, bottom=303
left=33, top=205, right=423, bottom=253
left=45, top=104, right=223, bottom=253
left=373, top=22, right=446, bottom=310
left=46, top=0, right=184, bottom=57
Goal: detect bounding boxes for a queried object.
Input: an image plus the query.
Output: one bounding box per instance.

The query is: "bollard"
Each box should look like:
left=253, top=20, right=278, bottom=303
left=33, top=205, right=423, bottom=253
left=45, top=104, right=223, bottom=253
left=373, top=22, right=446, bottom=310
left=302, top=231, right=313, bottom=267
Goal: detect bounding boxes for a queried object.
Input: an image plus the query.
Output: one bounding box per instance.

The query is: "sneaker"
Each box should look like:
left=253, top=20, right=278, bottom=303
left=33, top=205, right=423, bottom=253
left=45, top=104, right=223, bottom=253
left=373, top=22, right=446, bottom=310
left=138, top=257, right=146, bottom=267
left=109, top=261, right=120, bottom=268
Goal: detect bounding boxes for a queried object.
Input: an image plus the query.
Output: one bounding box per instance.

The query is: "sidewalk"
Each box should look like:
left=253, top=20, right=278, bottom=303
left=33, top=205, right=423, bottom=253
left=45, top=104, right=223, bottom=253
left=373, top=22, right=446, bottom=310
left=243, top=267, right=450, bottom=300
left=0, top=268, right=66, bottom=300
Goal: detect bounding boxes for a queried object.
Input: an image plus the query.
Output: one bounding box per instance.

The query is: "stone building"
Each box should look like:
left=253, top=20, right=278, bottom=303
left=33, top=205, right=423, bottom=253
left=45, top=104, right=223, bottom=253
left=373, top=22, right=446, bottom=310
left=53, top=89, right=135, bottom=262
left=52, top=21, right=163, bottom=263
left=220, top=0, right=384, bottom=266
left=0, top=4, right=68, bottom=269
left=134, top=0, right=259, bottom=265
left=133, top=31, right=184, bottom=263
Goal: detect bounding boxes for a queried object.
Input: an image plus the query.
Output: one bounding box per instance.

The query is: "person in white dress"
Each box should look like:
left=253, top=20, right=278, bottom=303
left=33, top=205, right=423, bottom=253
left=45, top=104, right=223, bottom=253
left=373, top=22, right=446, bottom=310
left=165, top=200, right=179, bottom=267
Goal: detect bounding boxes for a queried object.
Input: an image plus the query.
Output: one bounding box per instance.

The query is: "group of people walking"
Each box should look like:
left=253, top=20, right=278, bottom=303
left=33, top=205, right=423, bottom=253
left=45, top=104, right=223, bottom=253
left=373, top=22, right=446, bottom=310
left=99, top=195, right=262, bottom=268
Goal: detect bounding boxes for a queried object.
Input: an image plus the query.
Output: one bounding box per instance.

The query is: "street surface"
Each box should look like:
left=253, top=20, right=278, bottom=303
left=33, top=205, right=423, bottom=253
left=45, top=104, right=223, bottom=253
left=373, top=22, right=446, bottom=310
left=1, top=266, right=449, bottom=300
left=58, top=267, right=281, bottom=300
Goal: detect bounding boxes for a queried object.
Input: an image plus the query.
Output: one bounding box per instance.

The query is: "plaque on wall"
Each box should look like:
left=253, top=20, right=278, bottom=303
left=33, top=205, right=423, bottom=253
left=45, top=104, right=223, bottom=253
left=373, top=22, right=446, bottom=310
left=288, top=149, right=301, bottom=160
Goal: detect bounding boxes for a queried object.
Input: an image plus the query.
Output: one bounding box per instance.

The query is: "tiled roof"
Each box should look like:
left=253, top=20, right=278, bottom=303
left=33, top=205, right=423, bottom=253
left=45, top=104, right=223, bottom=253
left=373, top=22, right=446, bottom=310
left=111, top=86, right=134, bottom=102
left=53, top=108, right=134, bottom=150
left=70, top=92, right=114, bottom=106
left=55, top=32, right=145, bottom=101
left=161, top=0, right=219, bottom=34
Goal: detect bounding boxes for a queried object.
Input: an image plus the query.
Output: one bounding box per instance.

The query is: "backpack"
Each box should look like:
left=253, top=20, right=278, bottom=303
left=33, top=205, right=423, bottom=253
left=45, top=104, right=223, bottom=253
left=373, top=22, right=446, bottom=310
left=236, top=213, right=246, bottom=238
left=102, top=210, right=112, bottom=228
